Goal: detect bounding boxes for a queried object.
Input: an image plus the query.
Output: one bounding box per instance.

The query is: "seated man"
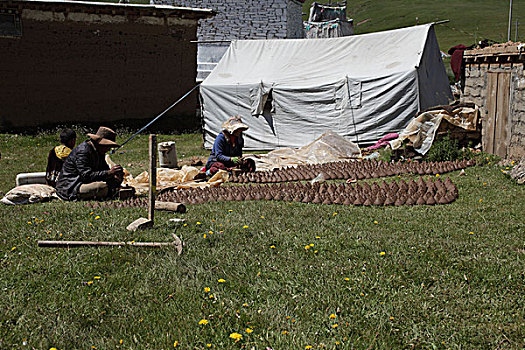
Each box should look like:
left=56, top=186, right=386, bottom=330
left=56, top=127, right=123, bottom=201
left=46, top=128, right=77, bottom=187
left=205, top=116, right=255, bottom=176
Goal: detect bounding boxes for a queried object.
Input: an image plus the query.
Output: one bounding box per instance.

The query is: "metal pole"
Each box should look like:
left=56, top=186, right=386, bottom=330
left=508, top=0, right=513, bottom=41
left=148, top=134, right=157, bottom=222
left=515, top=19, right=519, bottom=42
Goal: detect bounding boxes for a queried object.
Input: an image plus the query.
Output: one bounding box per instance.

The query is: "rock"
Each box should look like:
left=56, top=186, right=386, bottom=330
left=126, top=218, right=153, bottom=232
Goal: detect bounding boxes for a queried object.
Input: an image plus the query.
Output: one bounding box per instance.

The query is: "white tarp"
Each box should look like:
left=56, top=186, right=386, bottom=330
left=246, top=131, right=361, bottom=171
left=200, top=24, right=452, bottom=150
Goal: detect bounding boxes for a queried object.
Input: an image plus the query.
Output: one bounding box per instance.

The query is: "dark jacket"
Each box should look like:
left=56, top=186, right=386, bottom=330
left=206, top=132, right=244, bottom=169
left=56, top=141, right=111, bottom=200
left=45, top=147, right=64, bottom=188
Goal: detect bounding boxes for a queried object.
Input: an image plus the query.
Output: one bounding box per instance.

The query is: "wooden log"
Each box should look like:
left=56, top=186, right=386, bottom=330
left=149, top=134, right=157, bottom=222
left=155, top=201, right=187, bottom=213
left=38, top=240, right=174, bottom=248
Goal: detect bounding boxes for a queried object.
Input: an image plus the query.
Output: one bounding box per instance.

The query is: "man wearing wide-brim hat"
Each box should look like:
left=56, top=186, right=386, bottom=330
left=56, top=127, right=124, bottom=201
left=205, top=116, right=255, bottom=176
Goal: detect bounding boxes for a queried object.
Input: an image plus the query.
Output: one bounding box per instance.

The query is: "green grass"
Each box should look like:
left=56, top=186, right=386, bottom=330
left=0, top=132, right=524, bottom=349
left=304, top=0, right=525, bottom=51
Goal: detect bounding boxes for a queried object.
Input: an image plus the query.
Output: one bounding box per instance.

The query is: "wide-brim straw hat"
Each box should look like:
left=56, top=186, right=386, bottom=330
left=222, top=116, right=249, bottom=134
left=87, top=126, right=119, bottom=147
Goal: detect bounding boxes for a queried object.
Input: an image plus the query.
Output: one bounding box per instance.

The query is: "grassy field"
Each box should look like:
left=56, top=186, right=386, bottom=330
left=304, top=0, right=525, bottom=51
left=0, top=132, right=523, bottom=349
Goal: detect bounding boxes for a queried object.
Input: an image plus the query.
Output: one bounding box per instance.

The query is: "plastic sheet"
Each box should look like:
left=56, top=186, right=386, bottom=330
left=106, top=155, right=229, bottom=195
left=390, top=105, right=479, bottom=155
left=245, top=131, right=361, bottom=171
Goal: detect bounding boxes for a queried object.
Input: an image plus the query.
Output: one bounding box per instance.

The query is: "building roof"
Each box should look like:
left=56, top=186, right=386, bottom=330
left=464, top=42, right=525, bottom=57
left=2, top=0, right=215, bottom=19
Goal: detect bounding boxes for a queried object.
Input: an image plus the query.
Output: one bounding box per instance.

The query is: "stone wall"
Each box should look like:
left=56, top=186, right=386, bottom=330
left=164, top=0, right=304, bottom=40
left=161, top=0, right=305, bottom=80
left=0, top=4, right=203, bottom=131
left=462, top=63, right=525, bottom=158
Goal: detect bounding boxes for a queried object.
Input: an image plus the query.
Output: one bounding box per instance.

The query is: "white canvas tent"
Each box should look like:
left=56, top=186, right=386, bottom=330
left=200, top=24, right=452, bottom=150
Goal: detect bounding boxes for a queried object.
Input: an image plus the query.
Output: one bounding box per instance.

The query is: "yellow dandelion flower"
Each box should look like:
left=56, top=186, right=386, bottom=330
left=207, top=344, right=212, bottom=348
left=173, top=340, right=179, bottom=347
left=309, top=243, right=314, bottom=247
left=246, top=328, right=253, bottom=333
left=90, top=211, right=94, bottom=215
left=242, top=302, right=248, bottom=307
left=304, top=245, right=310, bottom=250
left=228, top=209, right=233, bottom=212
left=218, top=278, right=226, bottom=283
left=469, top=231, right=474, bottom=235
left=329, top=313, right=336, bottom=319
left=50, top=348, right=57, bottom=350
left=260, top=216, right=265, bottom=219
left=436, top=174, right=440, bottom=177
left=196, top=222, right=201, bottom=225
left=315, top=236, right=321, bottom=239
left=389, top=316, right=395, bottom=320
left=314, top=250, right=318, bottom=254
left=87, top=281, right=93, bottom=285
left=270, top=245, right=276, bottom=249
left=374, top=220, right=379, bottom=224
left=204, top=287, right=210, bottom=292
left=243, top=225, right=249, bottom=229
left=203, top=234, right=207, bottom=239
left=209, top=230, right=213, bottom=234
left=286, top=316, right=291, bottom=320
left=199, top=319, right=209, bottom=325
left=380, top=251, right=386, bottom=256
left=333, top=212, right=338, bottom=216
left=183, top=223, right=187, bottom=227
left=229, top=332, right=242, bottom=340
left=332, top=323, right=338, bottom=328
left=483, top=182, right=487, bottom=185
left=281, top=330, right=289, bottom=335
left=11, top=246, right=16, bottom=251
left=335, top=341, right=340, bottom=345
left=94, top=276, right=101, bottom=280
left=119, top=339, right=123, bottom=344
left=344, top=277, right=350, bottom=281
left=27, top=221, right=32, bottom=224
left=305, top=346, right=313, bottom=349
left=94, top=216, right=100, bottom=220
left=209, top=294, right=214, bottom=299
left=479, top=199, right=483, bottom=202
left=88, top=223, right=92, bottom=226
left=291, top=318, right=296, bottom=323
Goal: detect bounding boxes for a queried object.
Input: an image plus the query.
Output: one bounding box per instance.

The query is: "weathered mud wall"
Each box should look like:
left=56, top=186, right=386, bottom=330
left=0, top=5, right=202, bottom=131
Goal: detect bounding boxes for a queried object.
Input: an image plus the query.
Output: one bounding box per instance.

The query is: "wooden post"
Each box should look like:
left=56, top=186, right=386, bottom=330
left=149, top=134, right=157, bottom=222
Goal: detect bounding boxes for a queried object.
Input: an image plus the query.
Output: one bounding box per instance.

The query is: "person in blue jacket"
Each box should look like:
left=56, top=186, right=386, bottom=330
left=205, top=116, right=250, bottom=176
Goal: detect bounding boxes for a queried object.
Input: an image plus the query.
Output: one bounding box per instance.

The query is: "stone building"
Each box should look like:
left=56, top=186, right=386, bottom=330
left=462, top=43, right=525, bottom=158
left=0, top=0, right=213, bottom=131
left=158, top=0, right=306, bottom=80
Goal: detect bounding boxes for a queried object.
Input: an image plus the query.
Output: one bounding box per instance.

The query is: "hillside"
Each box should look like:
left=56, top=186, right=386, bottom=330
left=304, top=0, right=525, bottom=51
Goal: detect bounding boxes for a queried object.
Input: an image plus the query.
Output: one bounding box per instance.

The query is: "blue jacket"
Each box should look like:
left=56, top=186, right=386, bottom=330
left=206, top=132, right=243, bottom=169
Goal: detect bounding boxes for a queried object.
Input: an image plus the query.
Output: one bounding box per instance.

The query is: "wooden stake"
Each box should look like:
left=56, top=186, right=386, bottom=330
left=149, top=134, right=157, bottom=222
left=38, top=240, right=174, bottom=248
